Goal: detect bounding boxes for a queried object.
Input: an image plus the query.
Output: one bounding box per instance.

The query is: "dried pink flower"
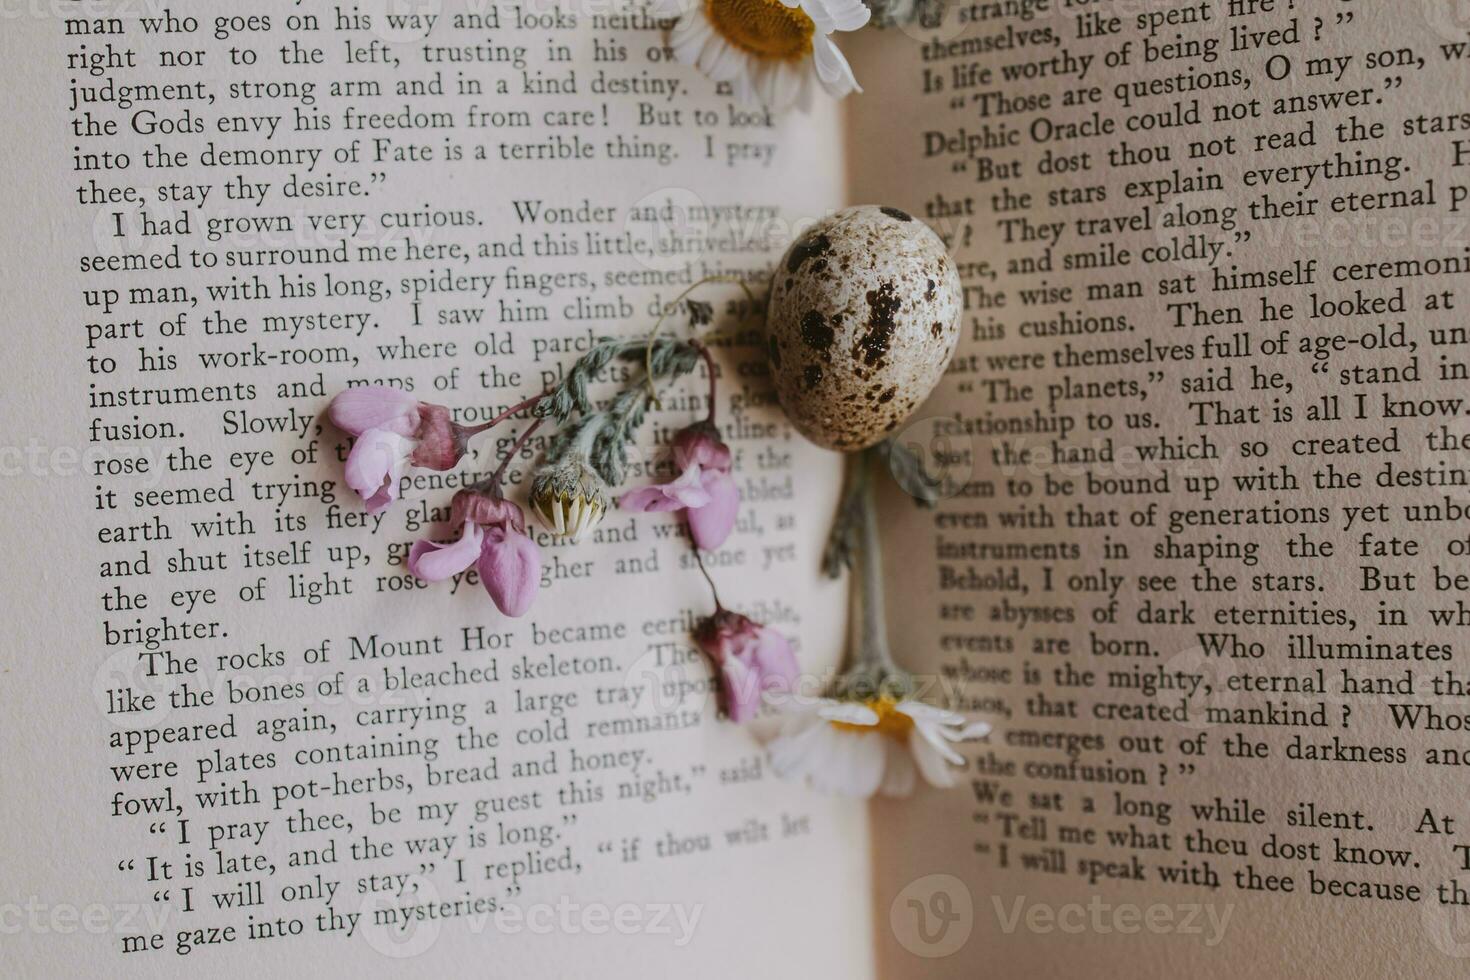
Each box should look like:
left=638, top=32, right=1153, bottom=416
left=407, top=489, right=542, bottom=617
left=693, top=610, right=799, bottom=723
left=620, top=422, right=739, bottom=550
left=329, top=386, right=468, bottom=513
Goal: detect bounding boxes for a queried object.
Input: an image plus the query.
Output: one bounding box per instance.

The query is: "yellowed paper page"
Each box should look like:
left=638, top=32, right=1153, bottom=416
left=850, top=2, right=1470, bottom=975
left=0, top=2, right=867, bottom=975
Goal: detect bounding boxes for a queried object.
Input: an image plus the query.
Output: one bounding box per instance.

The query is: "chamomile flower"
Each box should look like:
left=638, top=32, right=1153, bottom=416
left=530, top=455, right=611, bottom=543
left=767, top=669, right=990, bottom=798
left=653, top=0, right=870, bottom=111
left=768, top=448, right=989, bottom=797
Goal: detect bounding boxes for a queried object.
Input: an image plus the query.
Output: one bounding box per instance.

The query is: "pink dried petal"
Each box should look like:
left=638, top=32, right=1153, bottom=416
left=672, top=423, right=732, bottom=472
left=479, top=526, right=541, bottom=617
left=720, top=655, right=763, bottom=723
left=409, top=403, right=464, bottom=471
left=408, top=520, right=484, bottom=582
left=751, top=627, right=799, bottom=693
left=452, top=491, right=526, bottom=533
left=330, top=386, right=419, bottom=437
left=687, top=468, right=739, bottom=550
left=619, top=464, right=712, bottom=513
left=344, top=429, right=413, bottom=514
left=694, top=611, right=797, bottom=723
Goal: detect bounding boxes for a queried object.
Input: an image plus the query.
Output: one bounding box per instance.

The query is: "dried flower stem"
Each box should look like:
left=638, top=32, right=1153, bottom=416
left=853, top=451, right=895, bottom=670
left=822, top=454, right=869, bottom=578
left=458, top=393, right=544, bottom=438
left=643, top=275, right=760, bottom=408
left=690, top=340, right=719, bottom=424
left=691, top=544, right=725, bottom=611
left=483, top=419, right=543, bottom=496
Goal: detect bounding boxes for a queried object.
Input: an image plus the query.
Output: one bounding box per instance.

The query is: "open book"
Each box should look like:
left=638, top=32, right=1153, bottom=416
left=5, top=0, right=1469, bottom=975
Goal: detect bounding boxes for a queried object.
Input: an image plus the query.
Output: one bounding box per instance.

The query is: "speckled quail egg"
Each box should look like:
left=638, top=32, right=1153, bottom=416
left=766, top=205, right=961, bottom=452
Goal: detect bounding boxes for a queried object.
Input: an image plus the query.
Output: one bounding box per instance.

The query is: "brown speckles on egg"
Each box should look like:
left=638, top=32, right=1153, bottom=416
left=855, top=282, right=900, bottom=368
left=766, top=206, right=961, bottom=452
left=880, top=207, right=913, bottom=222
left=785, top=233, right=831, bottom=273
left=800, top=310, right=834, bottom=352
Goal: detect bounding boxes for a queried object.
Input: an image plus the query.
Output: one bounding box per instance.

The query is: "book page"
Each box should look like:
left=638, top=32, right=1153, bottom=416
left=0, top=1, right=869, bottom=975
left=849, top=1, right=1470, bottom=975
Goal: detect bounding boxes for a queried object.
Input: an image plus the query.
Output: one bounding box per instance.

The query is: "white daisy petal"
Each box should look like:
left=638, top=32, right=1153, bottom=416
left=793, top=70, right=814, bottom=113
left=811, top=36, right=860, bottom=97
left=752, top=61, right=780, bottom=107
left=880, top=738, right=917, bottom=797
left=820, top=731, right=888, bottom=797
left=798, top=727, right=849, bottom=791
left=818, top=701, right=879, bottom=725
left=769, top=61, right=800, bottom=108
left=813, top=0, right=871, bottom=31
left=910, top=732, right=958, bottom=788
left=768, top=691, right=990, bottom=797
left=896, top=701, right=964, bottom=724
left=700, top=34, right=744, bottom=81
left=948, top=721, right=993, bottom=741
left=767, top=717, right=827, bottom=776
left=914, top=721, right=966, bottom=765
left=849, top=733, right=888, bottom=797
left=806, top=732, right=854, bottom=795
left=671, top=15, right=712, bottom=55
left=783, top=0, right=869, bottom=32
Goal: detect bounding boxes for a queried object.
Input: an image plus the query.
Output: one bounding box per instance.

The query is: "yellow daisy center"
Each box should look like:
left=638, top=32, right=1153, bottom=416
left=706, top=0, right=815, bottom=61
left=831, top=696, right=915, bottom=739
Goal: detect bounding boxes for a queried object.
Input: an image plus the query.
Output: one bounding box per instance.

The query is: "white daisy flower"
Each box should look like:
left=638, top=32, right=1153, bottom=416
left=530, top=456, right=610, bottom=543
left=767, top=691, right=990, bottom=798
left=653, top=0, right=869, bottom=110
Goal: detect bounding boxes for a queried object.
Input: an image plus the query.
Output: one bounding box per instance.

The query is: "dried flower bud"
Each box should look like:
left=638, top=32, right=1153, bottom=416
left=450, top=488, right=526, bottom=535
left=530, top=457, right=610, bottom=543
left=408, top=487, right=541, bottom=617
left=329, top=386, right=468, bottom=513
left=693, top=610, right=798, bottom=723
left=672, top=420, right=732, bottom=472
left=409, top=402, right=468, bottom=471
